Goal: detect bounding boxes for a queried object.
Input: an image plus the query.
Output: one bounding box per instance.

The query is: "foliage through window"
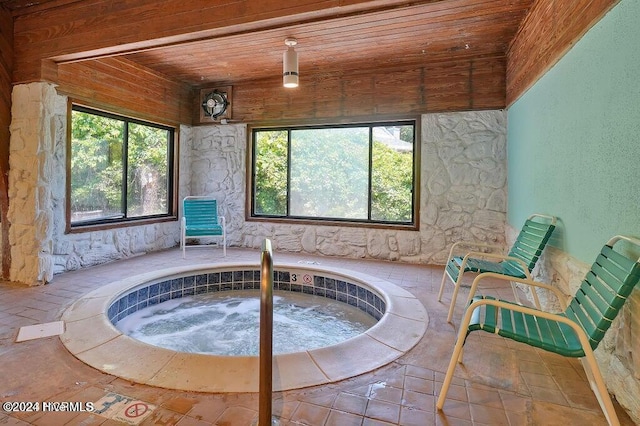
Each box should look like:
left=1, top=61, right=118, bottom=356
left=252, top=121, right=417, bottom=225
left=70, top=106, right=174, bottom=226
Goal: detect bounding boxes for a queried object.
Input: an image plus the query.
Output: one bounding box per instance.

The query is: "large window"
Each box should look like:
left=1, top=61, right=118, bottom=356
left=251, top=121, right=417, bottom=226
left=69, top=105, right=175, bottom=227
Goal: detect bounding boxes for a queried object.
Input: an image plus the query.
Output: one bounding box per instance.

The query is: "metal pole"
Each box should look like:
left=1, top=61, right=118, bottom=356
left=259, top=239, right=274, bottom=426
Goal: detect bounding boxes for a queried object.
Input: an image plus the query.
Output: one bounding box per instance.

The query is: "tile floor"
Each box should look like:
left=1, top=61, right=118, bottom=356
left=0, top=247, right=635, bottom=425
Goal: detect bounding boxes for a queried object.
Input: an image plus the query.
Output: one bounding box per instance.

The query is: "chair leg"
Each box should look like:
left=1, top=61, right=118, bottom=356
left=437, top=306, right=474, bottom=410
left=222, top=232, right=227, bottom=257
left=437, top=267, right=449, bottom=302
left=446, top=273, right=465, bottom=323
left=181, top=228, right=186, bottom=259
left=439, top=264, right=468, bottom=322
left=220, top=217, right=227, bottom=257
left=436, top=335, right=465, bottom=411
left=580, top=352, right=620, bottom=426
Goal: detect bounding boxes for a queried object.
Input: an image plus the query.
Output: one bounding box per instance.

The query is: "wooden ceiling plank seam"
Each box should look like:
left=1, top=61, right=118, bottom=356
left=118, top=0, right=530, bottom=62
left=13, top=0, right=436, bottom=59
left=13, top=0, right=533, bottom=60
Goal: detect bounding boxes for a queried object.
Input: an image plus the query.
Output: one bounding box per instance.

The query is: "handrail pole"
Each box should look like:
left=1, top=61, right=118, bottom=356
left=259, top=239, right=274, bottom=425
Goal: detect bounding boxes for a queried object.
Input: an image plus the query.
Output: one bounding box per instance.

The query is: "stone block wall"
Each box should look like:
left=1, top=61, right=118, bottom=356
left=8, top=83, right=57, bottom=284
left=188, top=110, right=508, bottom=264
left=506, top=225, right=640, bottom=424
left=8, top=83, right=183, bottom=284
left=8, top=82, right=507, bottom=283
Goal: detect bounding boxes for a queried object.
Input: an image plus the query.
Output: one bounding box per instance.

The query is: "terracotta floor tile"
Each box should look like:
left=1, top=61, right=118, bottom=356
left=521, top=371, right=559, bottom=389
left=362, top=418, right=395, bottom=426
left=466, top=387, right=503, bottom=410
left=469, top=403, right=510, bottom=425
left=27, top=411, right=75, bottom=426
left=379, top=371, right=406, bottom=389
left=404, top=375, right=434, bottom=395
left=437, top=397, right=472, bottom=422
left=435, top=409, right=472, bottom=426
left=290, top=401, right=330, bottom=425
left=518, top=358, right=550, bottom=375
left=364, top=399, right=400, bottom=424
left=401, top=389, right=435, bottom=412
left=527, top=384, right=569, bottom=406
left=399, top=406, right=436, bottom=426
left=505, top=409, right=529, bottom=426
left=161, top=396, right=199, bottom=414
left=439, top=383, right=468, bottom=402
left=62, top=412, right=107, bottom=425
left=333, top=393, right=368, bottom=416
left=564, top=390, right=601, bottom=410
left=185, top=398, right=230, bottom=422
left=368, top=384, right=403, bottom=404
left=325, top=409, right=364, bottom=426
left=499, top=391, right=529, bottom=413
left=211, top=406, right=256, bottom=426
left=176, top=416, right=212, bottom=426
left=272, top=399, right=300, bottom=420
left=405, top=365, right=435, bottom=381
left=0, top=249, right=636, bottom=426
left=531, top=400, right=608, bottom=425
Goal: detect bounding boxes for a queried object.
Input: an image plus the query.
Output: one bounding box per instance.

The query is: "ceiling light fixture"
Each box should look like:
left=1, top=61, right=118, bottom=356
left=283, top=37, right=299, bottom=88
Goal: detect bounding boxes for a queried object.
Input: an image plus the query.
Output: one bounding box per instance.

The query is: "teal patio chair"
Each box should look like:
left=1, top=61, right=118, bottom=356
left=436, top=235, right=640, bottom=426
left=181, top=196, right=226, bottom=258
left=437, top=213, right=556, bottom=322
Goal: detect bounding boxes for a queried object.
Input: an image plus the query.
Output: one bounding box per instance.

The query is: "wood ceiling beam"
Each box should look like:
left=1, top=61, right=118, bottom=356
left=12, top=0, right=444, bottom=84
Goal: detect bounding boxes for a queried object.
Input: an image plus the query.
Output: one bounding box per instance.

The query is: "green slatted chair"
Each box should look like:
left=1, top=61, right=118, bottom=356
left=437, top=235, right=640, bottom=426
left=181, top=196, right=226, bottom=258
left=437, top=213, right=556, bottom=322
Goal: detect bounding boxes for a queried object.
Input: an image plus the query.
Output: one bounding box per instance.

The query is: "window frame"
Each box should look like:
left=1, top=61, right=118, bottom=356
left=247, top=118, right=420, bottom=230
left=66, top=102, right=178, bottom=233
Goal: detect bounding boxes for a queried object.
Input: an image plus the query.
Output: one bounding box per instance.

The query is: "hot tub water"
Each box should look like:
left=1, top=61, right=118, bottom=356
left=116, top=290, right=377, bottom=355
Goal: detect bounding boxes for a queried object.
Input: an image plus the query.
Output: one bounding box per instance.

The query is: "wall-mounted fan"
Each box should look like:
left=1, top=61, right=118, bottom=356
left=201, top=90, right=229, bottom=119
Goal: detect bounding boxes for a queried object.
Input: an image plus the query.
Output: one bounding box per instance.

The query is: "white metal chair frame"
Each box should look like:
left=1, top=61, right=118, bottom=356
left=437, top=213, right=557, bottom=322
left=437, top=235, right=640, bottom=426
left=180, top=196, right=227, bottom=258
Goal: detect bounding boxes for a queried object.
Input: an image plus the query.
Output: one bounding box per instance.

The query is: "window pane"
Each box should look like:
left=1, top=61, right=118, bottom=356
left=254, top=130, right=288, bottom=216
left=371, top=125, right=414, bottom=222
left=290, top=128, right=369, bottom=219
left=70, top=110, right=124, bottom=223
left=127, top=123, right=170, bottom=217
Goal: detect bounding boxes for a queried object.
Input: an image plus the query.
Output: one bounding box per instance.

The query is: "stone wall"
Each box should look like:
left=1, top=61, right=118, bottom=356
left=8, top=83, right=183, bottom=284
left=506, top=225, right=640, bottom=423
left=8, top=82, right=507, bottom=283
left=189, top=110, right=508, bottom=263
left=8, top=83, right=57, bottom=284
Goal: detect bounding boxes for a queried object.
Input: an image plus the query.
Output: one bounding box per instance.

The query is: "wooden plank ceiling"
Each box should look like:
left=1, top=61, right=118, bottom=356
left=2, top=0, right=535, bottom=90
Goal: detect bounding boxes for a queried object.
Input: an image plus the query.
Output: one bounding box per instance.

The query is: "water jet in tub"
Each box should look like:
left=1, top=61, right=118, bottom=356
left=61, top=263, right=427, bottom=392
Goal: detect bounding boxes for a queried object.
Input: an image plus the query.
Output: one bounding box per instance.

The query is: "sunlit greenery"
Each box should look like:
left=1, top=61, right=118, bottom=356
left=253, top=123, right=415, bottom=224
left=290, top=127, right=369, bottom=219
left=371, top=139, right=414, bottom=222
left=254, top=130, right=288, bottom=216
left=71, top=108, right=171, bottom=224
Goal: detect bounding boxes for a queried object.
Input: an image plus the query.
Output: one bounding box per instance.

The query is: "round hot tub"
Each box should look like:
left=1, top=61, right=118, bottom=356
left=61, top=263, right=428, bottom=392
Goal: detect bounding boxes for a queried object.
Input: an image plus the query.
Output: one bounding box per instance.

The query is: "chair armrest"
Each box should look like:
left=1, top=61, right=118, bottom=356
left=458, top=252, right=531, bottom=277
left=468, top=272, right=568, bottom=310
left=445, top=241, right=504, bottom=264
left=461, top=251, right=528, bottom=266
